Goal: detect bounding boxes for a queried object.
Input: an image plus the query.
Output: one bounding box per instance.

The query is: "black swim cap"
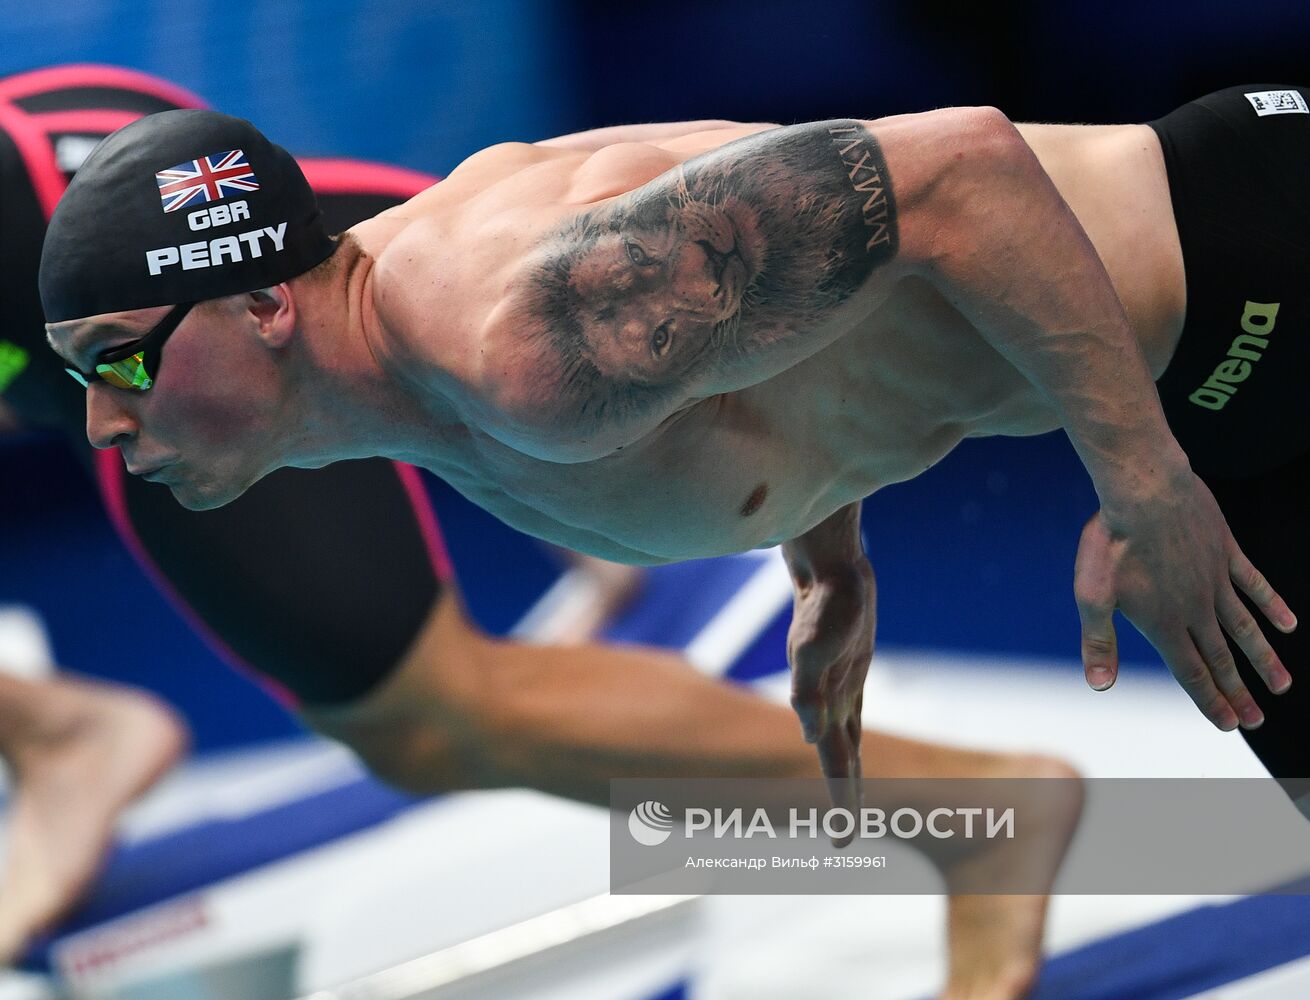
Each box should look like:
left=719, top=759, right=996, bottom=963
left=39, top=109, right=336, bottom=322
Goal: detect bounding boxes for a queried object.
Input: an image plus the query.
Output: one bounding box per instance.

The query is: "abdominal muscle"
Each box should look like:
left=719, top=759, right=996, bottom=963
left=430, top=277, right=1060, bottom=564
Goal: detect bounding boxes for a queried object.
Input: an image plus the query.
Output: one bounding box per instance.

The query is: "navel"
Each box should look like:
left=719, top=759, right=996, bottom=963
left=739, top=482, right=768, bottom=517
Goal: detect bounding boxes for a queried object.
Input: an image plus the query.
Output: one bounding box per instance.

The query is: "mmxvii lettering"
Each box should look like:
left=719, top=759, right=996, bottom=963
left=828, top=125, right=895, bottom=252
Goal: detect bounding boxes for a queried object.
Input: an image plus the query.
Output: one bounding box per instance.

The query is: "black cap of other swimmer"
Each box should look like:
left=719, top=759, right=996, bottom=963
left=39, top=109, right=336, bottom=322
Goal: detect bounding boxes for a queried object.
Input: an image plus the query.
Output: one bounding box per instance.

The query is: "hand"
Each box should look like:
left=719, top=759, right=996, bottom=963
left=787, top=559, right=875, bottom=841
left=1073, top=470, right=1296, bottom=729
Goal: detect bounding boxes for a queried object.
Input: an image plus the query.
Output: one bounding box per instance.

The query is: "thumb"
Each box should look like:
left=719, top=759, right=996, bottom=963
left=1078, top=602, right=1119, bottom=690
left=1075, top=513, right=1119, bottom=691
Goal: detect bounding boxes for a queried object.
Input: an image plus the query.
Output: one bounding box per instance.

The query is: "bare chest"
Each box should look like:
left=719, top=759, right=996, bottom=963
left=420, top=280, right=1058, bottom=563
left=425, top=394, right=823, bottom=562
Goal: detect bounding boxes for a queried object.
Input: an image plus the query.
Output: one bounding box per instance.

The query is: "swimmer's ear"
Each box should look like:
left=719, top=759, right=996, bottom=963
left=246, top=284, right=296, bottom=349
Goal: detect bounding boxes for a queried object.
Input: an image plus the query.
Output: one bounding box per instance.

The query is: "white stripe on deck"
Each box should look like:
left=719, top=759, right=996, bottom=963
left=1189, top=954, right=1310, bottom=998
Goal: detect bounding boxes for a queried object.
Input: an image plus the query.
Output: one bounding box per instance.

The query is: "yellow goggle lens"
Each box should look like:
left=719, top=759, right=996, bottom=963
left=95, top=352, right=153, bottom=391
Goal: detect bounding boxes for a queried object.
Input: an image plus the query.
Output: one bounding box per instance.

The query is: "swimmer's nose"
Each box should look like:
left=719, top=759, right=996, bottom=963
left=86, top=383, right=137, bottom=450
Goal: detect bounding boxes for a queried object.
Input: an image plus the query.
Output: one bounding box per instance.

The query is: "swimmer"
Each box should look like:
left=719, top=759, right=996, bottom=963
left=3, top=68, right=1079, bottom=999
left=40, top=94, right=1305, bottom=815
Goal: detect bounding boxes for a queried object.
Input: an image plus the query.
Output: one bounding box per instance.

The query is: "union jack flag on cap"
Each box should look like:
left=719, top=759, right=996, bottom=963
left=155, top=148, right=259, bottom=213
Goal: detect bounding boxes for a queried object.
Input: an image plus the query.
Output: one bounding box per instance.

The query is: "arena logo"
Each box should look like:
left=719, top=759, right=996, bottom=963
left=1188, top=300, right=1280, bottom=411
left=626, top=803, right=1014, bottom=846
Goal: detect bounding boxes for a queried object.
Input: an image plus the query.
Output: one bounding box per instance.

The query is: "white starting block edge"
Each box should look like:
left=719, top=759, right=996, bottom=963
left=0, top=605, right=54, bottom=682
left=1190, top=955, right=1310, bottom=999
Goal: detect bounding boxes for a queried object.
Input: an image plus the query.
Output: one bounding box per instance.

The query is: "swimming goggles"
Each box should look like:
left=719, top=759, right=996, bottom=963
left=64, top=301, right=196, bottom=391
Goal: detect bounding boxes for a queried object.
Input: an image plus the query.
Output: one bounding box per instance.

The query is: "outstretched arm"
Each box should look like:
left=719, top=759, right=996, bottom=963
left=512, top=106, right=1293, bottom=728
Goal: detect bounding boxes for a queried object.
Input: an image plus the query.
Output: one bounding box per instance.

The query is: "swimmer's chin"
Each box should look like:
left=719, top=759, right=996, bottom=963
left=165, top=473, right=264, bottom=511
left=289, top=456, right=336, bottom=470
left=165, top=484, right=236, bottom=511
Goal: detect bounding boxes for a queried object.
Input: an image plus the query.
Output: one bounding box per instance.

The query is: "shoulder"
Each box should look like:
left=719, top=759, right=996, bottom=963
left=362, top=139, right=708, bottom=461
left=441, top=141, right=577, bottom=196
left=358, top=184, right=581, bottom=454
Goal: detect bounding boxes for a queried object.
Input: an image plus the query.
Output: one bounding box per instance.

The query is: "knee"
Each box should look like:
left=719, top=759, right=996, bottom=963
left=303, top=707, right=475, bottom=796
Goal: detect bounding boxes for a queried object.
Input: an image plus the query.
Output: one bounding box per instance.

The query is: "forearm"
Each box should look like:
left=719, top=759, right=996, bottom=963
left=912, top=110, right=1188, bottom=510
left=781, top=503, right=876, bottom=745
left=782, top=502, right=868, bottom=588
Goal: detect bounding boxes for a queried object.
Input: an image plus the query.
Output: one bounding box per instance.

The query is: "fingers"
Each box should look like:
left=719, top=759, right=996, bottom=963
left=1168, top=631, right=1241, bottom=730
left=1230, top=550, right=1298, bottom=634
left=1189, top=622, right=1265, bottom=728
left=816, top=719, right=860, bottom=848
left=789, top=622, right=830, bottom=743
left=1075, top=592, right=1119, bottom=692
left=845, top=687, right=865, bottom=819
left=790, top=678, right=828, bottom=744
left=1074, top=514, right=1119, bottom=691
left=793, top=661, right=865, bottom=847
left=1216, top=586, right=1292, bottom=696
left=849, top=688, right=864, bottom=788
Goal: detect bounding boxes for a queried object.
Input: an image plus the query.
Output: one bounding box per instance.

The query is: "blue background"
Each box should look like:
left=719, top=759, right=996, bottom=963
left=2, top=0, right=1307, bottom=750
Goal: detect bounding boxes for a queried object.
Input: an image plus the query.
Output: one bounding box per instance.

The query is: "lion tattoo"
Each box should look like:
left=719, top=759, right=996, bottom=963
left=526, top=121, right=898, bottom=427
